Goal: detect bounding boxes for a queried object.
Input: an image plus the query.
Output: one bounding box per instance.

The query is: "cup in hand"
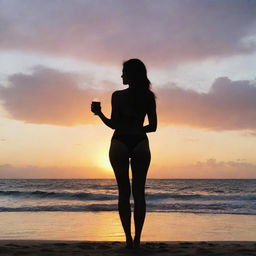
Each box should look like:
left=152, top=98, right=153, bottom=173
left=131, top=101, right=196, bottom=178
left=91, top=98, right=101, bottom=115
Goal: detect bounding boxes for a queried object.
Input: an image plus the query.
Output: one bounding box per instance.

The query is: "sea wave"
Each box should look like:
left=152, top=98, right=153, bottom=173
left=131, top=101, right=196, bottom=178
left=147, top=192, right=256, bottom=201
left=0, top=202, right=255, bottom=215
left=0, top=190, right=117, bottom=201
left=1, top=190, right=256, bottom=202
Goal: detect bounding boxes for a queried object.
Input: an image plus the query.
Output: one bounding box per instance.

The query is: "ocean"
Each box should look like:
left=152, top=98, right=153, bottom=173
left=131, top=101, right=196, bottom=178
left=0, top=179, right=255, bottom=215
left=1, top=179, right=256, bottom=241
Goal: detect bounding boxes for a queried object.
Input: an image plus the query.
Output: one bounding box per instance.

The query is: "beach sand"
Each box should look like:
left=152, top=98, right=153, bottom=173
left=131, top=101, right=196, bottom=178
left=0, top=240, right=256, bottom=256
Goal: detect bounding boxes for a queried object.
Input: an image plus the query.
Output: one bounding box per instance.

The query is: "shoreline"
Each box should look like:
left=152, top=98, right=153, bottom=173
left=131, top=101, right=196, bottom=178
left=1, top=212, right=256, bottom=241
left=0, top=240, right=255, bottom=255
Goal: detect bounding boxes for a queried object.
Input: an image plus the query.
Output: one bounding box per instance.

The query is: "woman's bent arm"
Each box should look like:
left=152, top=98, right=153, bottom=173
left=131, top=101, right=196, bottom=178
left=97, top=112, right=116, bottom=129
left=97, top=92, right=119, bottom=129
left=143, top=97, right=157, bottom=133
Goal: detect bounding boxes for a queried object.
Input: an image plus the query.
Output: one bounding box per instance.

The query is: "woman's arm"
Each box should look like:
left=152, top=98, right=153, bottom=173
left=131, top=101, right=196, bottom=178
left=92, top=92, right=119, bottom=129
left=143, top=97, right=157, bottom=133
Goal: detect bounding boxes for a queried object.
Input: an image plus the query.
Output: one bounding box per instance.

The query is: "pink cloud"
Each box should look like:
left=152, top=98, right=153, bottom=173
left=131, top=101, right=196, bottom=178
left=151, top=159, right=256, bottom=178
left=0, top=1, right=255, bottom=66
left=0, top=66, right=113, bottom=126
left=157, top=77, right=256, bottom=131
left=242, top=131, right=256, bottom=137
left=0, top=66, right=256, bottom=131
left=0, top=164, right=111, bottom=179
left=1, top=159, right=256, bottom=179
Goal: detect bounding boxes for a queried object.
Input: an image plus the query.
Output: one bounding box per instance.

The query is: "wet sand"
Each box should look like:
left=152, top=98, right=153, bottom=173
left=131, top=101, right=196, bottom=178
left=0, top=240, right=256, bottom=256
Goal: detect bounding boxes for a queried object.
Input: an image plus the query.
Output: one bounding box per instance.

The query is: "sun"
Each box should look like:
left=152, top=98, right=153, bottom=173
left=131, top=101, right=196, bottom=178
left=97, top=155, right=113, bottom=173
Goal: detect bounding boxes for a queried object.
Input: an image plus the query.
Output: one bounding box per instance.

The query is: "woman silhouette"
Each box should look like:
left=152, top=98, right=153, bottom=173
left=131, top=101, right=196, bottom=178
left=91, top=59, right=157, bottom=249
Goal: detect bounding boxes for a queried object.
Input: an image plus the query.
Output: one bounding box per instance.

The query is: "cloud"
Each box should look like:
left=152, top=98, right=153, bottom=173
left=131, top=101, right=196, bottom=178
left=0, top=164, right=112, bottom=178
left=0, top=66, right=256, bottom=130
left=157, top=77, right=256, bottom=131
left=0, top=66, right=113, bottom=126
left=1, top=159, right=256, bottom=178
left=0, top=0, right=256, bottom=66
left=242, top=130, right=256, bottom=137
left=151, top=158, right=256, bottom=178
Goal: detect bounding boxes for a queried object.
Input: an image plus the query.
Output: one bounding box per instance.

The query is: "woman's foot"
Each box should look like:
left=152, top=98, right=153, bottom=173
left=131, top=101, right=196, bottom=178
left=133, top=242, right=140, bottom=249
left=125, top=237, right=133, bottom=249
left=133, top=236, right=140, bottom=249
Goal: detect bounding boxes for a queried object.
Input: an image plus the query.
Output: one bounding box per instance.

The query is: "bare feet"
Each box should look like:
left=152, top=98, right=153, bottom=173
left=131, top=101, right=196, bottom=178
left=133, top=236, right=140, bottom=249
left=125, top=237, right=133, bottom=249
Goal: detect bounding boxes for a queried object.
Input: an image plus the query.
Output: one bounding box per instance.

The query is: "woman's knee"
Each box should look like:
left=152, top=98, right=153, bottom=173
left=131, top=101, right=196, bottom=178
left=118, top=202, right=131, bottom=212
left=119, top=187, right=131, bottom=196
left=118, top=184, right=131, bottom=198
left=132, top=188, right=145, bottom=202
left=132, top=179, right=145, bottom=191
left=134, top=196, right=146, bottom=206
left=118, top=193, right=131, bottom=208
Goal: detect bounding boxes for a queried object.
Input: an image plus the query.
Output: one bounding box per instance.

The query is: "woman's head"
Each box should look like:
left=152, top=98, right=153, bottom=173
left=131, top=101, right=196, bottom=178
left=122, top=59, right=151, bottom=90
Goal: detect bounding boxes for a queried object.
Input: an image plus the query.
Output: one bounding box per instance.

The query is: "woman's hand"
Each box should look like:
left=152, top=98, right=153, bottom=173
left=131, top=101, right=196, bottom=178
left=91, top=103, right=102, bottom=115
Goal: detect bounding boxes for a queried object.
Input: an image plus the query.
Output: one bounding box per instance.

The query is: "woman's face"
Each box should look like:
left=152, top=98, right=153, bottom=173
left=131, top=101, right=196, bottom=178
left=121, top=68, right=129, bottom=85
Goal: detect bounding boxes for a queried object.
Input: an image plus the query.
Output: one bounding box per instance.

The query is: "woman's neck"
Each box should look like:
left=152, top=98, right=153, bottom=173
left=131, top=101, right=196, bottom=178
left=128, top=83, right=136, bottom=89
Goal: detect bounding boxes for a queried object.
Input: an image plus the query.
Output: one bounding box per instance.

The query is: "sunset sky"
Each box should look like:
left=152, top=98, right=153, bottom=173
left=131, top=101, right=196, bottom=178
left=0, top=0, right=256, bottom=178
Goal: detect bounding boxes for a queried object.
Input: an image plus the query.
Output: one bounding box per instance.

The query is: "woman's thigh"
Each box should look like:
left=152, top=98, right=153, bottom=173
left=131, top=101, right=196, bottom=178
left=109, top=139, right=130, bottom=192
left=130, top=139, right=151, bottom=190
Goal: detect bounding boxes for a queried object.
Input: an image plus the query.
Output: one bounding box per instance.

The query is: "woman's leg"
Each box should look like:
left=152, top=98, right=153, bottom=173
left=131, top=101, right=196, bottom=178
left=131, top=139, right=151, bottom=247
left=109, top=139, right=133, bottom=247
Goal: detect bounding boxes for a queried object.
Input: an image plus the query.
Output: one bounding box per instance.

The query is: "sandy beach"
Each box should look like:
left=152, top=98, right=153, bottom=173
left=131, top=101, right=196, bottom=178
left=1, top=180, right=256, bottom=255
left=0, top=240, right=256, bottom=256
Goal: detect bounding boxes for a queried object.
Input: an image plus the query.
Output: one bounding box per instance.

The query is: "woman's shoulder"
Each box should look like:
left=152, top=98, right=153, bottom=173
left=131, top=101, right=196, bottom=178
left=112, top=89, right=155, bottom=102
left=112, top=89, right=129, bottom=97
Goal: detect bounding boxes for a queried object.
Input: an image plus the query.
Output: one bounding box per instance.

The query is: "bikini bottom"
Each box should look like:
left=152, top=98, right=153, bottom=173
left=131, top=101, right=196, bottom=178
left=111, top=133, right=148, bottom=157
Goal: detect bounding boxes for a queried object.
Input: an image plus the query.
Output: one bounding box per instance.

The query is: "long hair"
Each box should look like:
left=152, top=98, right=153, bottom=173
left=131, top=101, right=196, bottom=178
left=123, top=58, right=156, bottom=97
left=123, top=58, right=156, bottom=115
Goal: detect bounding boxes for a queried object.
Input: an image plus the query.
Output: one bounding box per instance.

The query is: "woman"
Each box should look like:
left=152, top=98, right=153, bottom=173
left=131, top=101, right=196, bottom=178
left=91, top=58, right=157, bottom=249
